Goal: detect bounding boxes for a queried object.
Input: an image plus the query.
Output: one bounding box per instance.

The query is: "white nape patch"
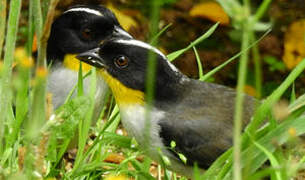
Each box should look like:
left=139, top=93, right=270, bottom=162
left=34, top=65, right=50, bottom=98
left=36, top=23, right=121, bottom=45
left=64, top=8, right=103, bottom=16
left=114, top=26, right=132, bottom=38
left=115, top=39, right=180, bottom=72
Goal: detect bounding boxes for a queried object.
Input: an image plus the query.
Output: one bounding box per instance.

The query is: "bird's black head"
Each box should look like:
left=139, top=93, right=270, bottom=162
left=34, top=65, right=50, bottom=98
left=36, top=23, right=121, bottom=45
left=77, top=38, right=185, bottom=103
left=47, top=5, right=132, bottom=64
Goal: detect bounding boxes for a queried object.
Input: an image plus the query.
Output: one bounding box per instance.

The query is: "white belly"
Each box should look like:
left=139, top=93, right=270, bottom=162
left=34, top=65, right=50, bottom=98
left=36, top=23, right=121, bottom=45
left=119, top=105, right=199, bottom=177
left=47, top=65, right=108, bottom=112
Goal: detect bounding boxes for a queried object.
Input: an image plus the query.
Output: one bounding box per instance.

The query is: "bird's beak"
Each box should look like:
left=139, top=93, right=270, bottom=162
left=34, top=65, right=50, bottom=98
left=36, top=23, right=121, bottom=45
left=76, top=48, right=105, bottom=68
left=113, top=26, right=132, bottom=39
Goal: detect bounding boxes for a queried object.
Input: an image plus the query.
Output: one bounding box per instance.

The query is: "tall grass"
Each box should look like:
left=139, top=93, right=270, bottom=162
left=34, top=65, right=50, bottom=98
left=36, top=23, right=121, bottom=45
left=0, top=0, right=305, bottom=179
left=0, top=0, right=22, bottom=155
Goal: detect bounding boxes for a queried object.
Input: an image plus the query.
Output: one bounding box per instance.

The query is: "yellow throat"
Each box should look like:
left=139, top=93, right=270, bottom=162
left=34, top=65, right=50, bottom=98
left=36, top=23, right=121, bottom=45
left=98, top=70, right=144, bottom=106
left=63, top=54, right=93, bottom=73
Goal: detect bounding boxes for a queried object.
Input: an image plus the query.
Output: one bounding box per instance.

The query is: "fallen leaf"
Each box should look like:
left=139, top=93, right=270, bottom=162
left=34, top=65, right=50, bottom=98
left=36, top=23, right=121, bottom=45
left=105, top=175, right=130, bottom=180
left=104, top=153, right=125, bottom=164
left=106, top=3, right=138, bottom=31
left=283, top=19, right=305, bottom=69
left=189, top=2, right=230, bottom=25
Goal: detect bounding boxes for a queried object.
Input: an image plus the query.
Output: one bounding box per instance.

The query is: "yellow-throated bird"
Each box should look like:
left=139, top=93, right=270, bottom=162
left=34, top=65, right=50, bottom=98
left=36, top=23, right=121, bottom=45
left=76, top=38, right=257, bottom=177
left=47, top=5, right=132, bottom=112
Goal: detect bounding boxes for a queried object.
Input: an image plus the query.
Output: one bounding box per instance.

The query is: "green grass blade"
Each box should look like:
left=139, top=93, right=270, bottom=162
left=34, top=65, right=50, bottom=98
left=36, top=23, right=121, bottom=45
left=106, top=105, right=121, bottom=133
left=7, top=58, right=31, bottom=148
left=288, top=93, right=305, bottom=113
left=224, top=115, right=305, bottom=179
left=167, top=23, right=219, bottom=61
left=32, top=0, right=43, bottom=66
left=73, top=68, right=97, bottom=173
left=250, top=32, right=262, bottom=98
left=254, top=0, right=272, bottom=22
left=290, top=83, right=296, bottom=103
left=201, top=149, right=233, bottom=179
left=193, top=46, right=204, bottom=80
left=150, top=23, right=172, bottom=45
left=201, top=29, right=270, bottom=81
left=251, top=138, right=283, bottom=180
left=0, top=0, right=22, bottom=154
left=233, top=22, right=250, bottom=180
left=64, top=70, right=91, bottom=104
left=247, top=58, right=305, bottom=134
left=77, top=62, right=84, bottom=96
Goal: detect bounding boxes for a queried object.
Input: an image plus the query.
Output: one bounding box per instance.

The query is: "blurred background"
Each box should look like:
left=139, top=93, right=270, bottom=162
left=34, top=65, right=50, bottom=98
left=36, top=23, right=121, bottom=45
left=17, top=0, right=305, bottom=98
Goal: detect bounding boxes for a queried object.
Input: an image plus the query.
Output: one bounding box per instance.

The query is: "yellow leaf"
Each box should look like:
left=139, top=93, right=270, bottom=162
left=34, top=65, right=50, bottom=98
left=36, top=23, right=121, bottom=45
left=189, top=2, right=230, bottom=25
left=106, top=3, right=138, bottom=31
left=283, top=19, right=305, bottom=69
left=105, top=175, right=130, bottom=180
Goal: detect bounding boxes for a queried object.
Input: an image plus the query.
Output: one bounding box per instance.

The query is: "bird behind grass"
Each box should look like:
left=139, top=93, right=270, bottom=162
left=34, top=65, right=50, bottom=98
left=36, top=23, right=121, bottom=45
left=76, top=38, right=257, bottom=177
left=47, top=4, right=132, bottom=114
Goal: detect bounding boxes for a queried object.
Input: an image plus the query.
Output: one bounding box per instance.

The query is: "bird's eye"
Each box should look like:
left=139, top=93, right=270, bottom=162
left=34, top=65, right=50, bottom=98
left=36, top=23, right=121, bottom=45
left=114, top=55, right=129, bottom=68
left=82, top=28, right=92, bottom=40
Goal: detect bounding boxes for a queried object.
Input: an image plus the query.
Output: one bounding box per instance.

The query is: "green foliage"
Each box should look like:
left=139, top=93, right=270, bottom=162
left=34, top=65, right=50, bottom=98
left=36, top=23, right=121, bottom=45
left=264, top=55, right=286, bottom=72
left=167, top=23, right=219, bottom=61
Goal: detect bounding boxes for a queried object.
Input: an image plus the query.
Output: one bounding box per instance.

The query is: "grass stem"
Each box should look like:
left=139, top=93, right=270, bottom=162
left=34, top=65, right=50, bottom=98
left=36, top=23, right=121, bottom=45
left=144, top=0, right=161, bottom=150
left=250, top=32, right=262, bottom=99
left=233, top=21, right=250, bottom=180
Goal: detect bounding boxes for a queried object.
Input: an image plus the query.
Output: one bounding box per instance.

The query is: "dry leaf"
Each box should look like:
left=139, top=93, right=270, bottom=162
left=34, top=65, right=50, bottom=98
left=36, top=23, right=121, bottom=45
left=106, top=3, right=138, bottom=31
left=283, top=19, right=305, bottom=69
left=104, top=153, right=125, bottom=164
left=189, top=2, right=230, bottom=25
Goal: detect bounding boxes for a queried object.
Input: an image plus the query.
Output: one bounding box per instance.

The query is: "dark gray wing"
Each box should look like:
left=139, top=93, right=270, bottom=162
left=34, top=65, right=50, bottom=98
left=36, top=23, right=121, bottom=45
left=158, top=80, right=257, bottom=168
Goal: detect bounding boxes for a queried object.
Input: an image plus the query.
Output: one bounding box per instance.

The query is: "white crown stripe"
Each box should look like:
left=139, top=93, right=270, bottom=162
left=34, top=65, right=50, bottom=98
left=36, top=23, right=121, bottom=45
left=64, top=8, right=103, bottom=16
left=114, top=39, right=179, bottom=72
left=115, top=39, right=166, bottom=58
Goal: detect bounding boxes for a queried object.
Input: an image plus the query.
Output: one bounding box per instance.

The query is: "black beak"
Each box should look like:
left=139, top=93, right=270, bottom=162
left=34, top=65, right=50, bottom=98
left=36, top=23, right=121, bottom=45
left=113, top=26, right=132, bottom=39
left=76, top=48, right=105, bottom=68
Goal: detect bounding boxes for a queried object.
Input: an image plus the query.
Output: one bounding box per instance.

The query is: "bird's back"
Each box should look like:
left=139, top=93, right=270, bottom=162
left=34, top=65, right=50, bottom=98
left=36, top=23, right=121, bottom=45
left=158, top=79, right=257, bottom=168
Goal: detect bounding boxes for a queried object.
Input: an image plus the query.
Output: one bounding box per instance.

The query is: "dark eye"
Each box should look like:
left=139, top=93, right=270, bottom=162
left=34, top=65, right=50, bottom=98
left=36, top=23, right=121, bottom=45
left=114, top=55, right=129, bottom=68
left=82, top=28, right=92, bottom=40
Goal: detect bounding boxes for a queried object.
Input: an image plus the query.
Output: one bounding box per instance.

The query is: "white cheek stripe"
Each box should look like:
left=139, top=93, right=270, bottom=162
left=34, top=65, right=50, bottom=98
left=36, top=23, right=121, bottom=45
left=114, top=39, right=179, bottom=72
left=64, top=8, right=103, bottom=16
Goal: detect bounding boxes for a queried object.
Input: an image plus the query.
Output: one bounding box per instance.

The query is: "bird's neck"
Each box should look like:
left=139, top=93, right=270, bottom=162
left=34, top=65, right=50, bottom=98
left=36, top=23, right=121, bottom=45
left=98, top=70, right=145, bottom=106
left=153, top=74, right=188, bottom=105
